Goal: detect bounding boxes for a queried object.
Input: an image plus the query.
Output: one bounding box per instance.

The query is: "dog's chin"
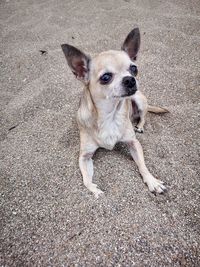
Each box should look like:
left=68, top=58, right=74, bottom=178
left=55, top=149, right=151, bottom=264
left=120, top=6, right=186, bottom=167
left=108, top=88, right=137, bottom=99
left=121, top=93, right=136, bottom=98
left=118, top=90, right=137, bottom=98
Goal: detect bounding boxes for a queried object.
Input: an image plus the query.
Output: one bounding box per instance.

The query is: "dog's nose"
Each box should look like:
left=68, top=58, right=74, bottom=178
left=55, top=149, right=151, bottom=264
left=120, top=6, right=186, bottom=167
left=122, top=76, right=136, bottom=88
left=122, top=76, right=137, bottom=96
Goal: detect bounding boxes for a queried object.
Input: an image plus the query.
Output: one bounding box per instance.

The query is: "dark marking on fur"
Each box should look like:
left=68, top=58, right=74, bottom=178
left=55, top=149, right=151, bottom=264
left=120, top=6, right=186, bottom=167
left=135, top=126, right=144, bottom=134
left=132, top=100, right=141, bottom=124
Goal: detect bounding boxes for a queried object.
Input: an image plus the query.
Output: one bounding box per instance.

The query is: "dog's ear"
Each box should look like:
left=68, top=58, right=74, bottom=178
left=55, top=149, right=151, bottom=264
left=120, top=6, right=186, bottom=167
left=61, top=44, right=90, bottom=83
left=122, top=28, right=141, bottom=61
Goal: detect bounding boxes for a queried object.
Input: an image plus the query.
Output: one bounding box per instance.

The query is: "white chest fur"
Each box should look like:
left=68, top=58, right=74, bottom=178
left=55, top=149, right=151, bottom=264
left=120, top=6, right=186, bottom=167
left=95, top=100, right=127, bottom=150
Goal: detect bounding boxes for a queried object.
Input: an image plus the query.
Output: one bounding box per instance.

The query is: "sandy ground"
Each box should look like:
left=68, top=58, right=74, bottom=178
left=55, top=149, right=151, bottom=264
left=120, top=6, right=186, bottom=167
left=0, top=0, right=200, bottom=266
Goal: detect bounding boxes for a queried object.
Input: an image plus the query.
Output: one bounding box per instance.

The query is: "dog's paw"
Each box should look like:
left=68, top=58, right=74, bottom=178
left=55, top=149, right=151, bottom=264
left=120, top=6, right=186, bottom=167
left=94, top=188, right=104, bottom=198
left=135, top=126, right=144, bottom=133
left=87, top=183, right=104, bottom=198
left=145, top=177, right=167, bottom=194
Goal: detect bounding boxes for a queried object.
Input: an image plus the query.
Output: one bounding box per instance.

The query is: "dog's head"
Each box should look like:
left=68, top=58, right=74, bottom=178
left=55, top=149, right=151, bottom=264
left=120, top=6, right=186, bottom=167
left=61, top=28, right=140, bottom=100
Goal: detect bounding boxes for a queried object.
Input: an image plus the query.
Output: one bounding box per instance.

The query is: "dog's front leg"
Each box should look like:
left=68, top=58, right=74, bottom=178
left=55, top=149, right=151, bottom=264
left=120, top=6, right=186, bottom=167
left=132, top=91, right=148, bottom=133
left=126, top=138, right=166, bottom=194
left=79, top=131, right=103, bottom=197
left=135, top=110, right=146, bottom=133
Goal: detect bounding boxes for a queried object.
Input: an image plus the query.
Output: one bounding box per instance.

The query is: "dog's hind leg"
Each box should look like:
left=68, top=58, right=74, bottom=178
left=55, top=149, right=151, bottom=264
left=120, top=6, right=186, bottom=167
left=79, top=131, right=103, bottom=198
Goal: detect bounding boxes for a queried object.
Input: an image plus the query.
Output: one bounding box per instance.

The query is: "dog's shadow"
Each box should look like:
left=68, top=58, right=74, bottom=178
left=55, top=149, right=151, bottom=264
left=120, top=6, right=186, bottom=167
left=94, top=142, right=132, bottom=161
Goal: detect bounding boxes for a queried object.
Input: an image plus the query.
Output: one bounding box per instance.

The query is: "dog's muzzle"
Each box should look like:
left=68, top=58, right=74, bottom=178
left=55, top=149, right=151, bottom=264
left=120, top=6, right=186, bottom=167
left=122, top=76, right=137, bottom=96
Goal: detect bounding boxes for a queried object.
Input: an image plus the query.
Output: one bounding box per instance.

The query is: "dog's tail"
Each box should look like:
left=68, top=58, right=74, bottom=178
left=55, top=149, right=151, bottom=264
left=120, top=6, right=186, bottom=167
left=147, top=105, right=169, bottom=114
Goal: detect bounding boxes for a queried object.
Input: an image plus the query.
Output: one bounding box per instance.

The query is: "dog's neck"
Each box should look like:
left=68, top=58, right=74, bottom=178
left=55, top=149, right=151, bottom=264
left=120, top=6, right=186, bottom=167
left=92, top=96, right=125, bottom=129
left=78, top=85, right=126, bottom=130
left=95, top=98, right=123, bottom=117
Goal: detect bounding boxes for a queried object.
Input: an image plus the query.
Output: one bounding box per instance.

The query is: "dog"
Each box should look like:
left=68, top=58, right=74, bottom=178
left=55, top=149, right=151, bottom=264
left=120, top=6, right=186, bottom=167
left=61, top=28, right=169, bottom=197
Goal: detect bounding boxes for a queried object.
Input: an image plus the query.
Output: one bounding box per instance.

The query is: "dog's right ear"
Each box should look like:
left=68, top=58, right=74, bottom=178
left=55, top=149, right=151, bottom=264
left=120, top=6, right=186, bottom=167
left=61, top=44, right=90, bottom=83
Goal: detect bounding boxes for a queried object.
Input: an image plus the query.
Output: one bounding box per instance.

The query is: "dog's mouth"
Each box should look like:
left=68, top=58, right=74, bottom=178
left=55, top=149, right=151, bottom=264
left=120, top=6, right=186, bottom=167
left=120, top=90, right=137, bottom=98
left=106, top=83, right=138, bottom=99
left=113, top=87, right=137, bottom=98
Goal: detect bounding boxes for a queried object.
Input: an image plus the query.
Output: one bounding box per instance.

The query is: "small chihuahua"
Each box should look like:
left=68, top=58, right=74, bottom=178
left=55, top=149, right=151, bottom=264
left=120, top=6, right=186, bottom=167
left=61, top=28, right=168, bottom=197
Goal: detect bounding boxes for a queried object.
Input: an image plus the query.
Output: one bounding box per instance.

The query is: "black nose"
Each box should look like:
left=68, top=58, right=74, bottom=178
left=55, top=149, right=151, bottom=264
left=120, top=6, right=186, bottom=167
left=122, top=76, right=136, bottom=88
left=122, top=76, right=137, bottom=96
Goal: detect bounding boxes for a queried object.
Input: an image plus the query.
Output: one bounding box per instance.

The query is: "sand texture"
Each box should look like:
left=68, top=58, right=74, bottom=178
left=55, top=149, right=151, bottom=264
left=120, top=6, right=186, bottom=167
left=0, top=0, right=199, bottom=266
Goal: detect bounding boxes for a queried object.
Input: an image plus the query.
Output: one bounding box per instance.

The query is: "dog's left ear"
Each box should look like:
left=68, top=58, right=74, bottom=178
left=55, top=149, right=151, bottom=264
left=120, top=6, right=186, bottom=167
left=61, top=44, right=90, bottom=83
left=122, top=28, right=141, bottom=61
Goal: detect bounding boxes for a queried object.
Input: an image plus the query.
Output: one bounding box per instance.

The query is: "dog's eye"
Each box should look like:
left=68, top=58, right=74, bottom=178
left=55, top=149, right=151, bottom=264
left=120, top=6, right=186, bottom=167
left=130, top=65, right=138, bottom=76
left=100, top=73, right=113, bottom=84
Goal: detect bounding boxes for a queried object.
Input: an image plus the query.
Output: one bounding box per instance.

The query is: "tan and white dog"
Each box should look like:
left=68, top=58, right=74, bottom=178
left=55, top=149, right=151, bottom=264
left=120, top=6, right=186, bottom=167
left=61, top=28, right=168, bottom=197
